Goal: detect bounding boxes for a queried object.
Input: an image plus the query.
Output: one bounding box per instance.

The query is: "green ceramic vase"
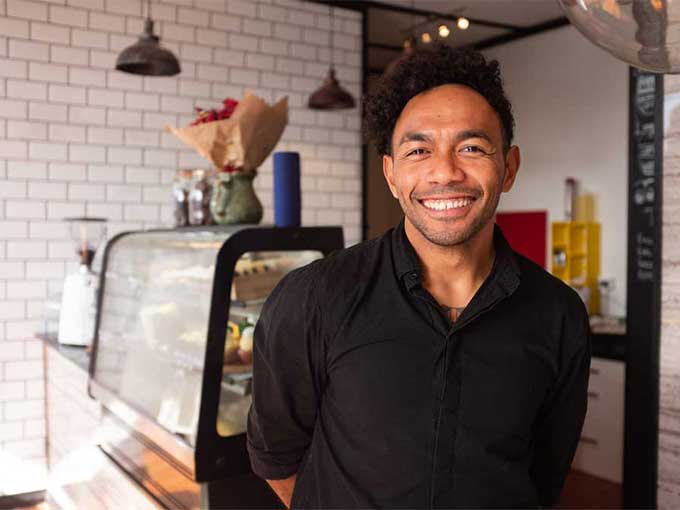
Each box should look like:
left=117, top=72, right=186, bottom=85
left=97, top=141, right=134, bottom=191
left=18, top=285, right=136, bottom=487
left=210, top=171, right=263, bottom=225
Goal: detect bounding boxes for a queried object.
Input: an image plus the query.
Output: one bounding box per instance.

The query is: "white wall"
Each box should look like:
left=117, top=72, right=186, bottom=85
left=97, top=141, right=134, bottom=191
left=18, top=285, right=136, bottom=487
left=485, top=26, right=629, bottom=317
left=0, top=0, right=362, bottom=470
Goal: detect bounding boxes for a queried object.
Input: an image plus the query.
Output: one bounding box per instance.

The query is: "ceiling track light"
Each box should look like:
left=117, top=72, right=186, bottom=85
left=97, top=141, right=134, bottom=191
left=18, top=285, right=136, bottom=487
left=457, top=17, right=470, bottom=30
left=438, top=24, right=450, bottom=37
left=421, top=32, right=432, bottom=43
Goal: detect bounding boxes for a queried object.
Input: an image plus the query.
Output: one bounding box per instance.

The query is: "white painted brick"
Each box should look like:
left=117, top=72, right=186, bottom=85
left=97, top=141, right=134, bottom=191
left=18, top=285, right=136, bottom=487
left=88, top=164, right=124, bottom=182
left=3, top=439, right=45, bottom=459
left=88, top=127, right=123, bottom=145
left=274, top=23, right=301, bottom=41
left=211, top=13, right=240, bottom=32
left=178, top=79, right=210, bottom=98
left=29, top=62, right=68, bottom=83
left=0, top=99, right=28, bottom=119
left=69, top=0, right=104, bottom=8
left=0, top=382, right=25, bottom=402
left=49, top=123, right=86, bottom=143
left=87, top=202, right=122, bottom=219
left=141, top=186, right=166, bottom=202
left=9, top=40, right=49, bottom=62
left=125, top=91, right=160, bottom=111
left=28, top=221, right=68, bottom=239
left=332, top=129, right=359, bottom=146
left=227, top=0, right=256, bottom=17
left=48, top=240, right=74, bottom=258
left=276, top=57, right=303, bottom=75
left=106, top=0, right=140, bottom=16
left=229, top=33, right=258, bottom=51
left=30, top=22, right=70, bottom=44
left=68, top=183, right=105, bottom=201
left=230, top=68, right=259, bottom=86
left=197, top=63, right=228, bottom=82
left=50, top=47, right=86, bottom=69
left=88, top=88, right=124, bottom=107
left=29, top=141, right=67, bottom=161
left=7, top=241, right=46, bottom=259
left=0, top=421, right=23, bottom=441
left=25, top=378, right=43, bottom=400
left=49, top=5, right=88, bottom=27
left=124, top=203, right=158, bottom=221
left=8, top=162, right=47, bottom=180
left=193, top=0, right=225, bottom=13
left=290, top=43, right=317, bottom=61
left=287, top=8, right=316, bottom=27
left=69, top=67, right=106, bottom=87
left=47, top=201, right=85, bottom=219
left=243, top=19, right=271, bottom=38
left=196, top=28, right=227, bottom=47
left=315, top=143, right=343, bottom=159
left=318, top=177, right=345, bottom=192
left=0, top=141, right=28, bottom=159
left=144, top=149, right=176, bottom=167
left=161, top=23, right=195, bottom=43
left=0, top=181, right=26, bottom=198
left=246, top=53, right=275, bottom=71
left=24, top=419, right=46, bottom=439
left=7, top=281, right=46, bottom=299
left=107, top=71, right=143, bottom=91
left=6, top=201, right=45, bottom=220
left=161, top=95, right=194, bottom=114
left=143, top=76, right=177, bottom=95
left=0, top=262, right=24, bottom=279
left=213, top=48, right=244, bottom=67
left=261, top=72, right=289, bottom=90
left=89, top=11, right=125, bottom=33
left=7, top=0, right=48, bottom=21
left=70, top=106, right=106, bottom=125
left=69, top=144, right=106, bottom=163
left=89, top=50, right=117, bottom=71
left=304, top=28, right=329, bottom=46
left=27, top=182, right=66, bottom=200
left=107, top=146, right=141, bottom=164
left=125, top=166, right=158, bottom=184
left=0, top=58, right=28, bottom=79
left=180, top=43, right=212, bottom=63
left=123, top=129, right=158, bottom=147
left=178, top=7, right=209, bottom=26
left=25, top=261, right=63, bottom=280
left=49, top=84, right=86, bottom=104
left=70, top=29, right=108, bottom=50
left=303, top=61, right=327, bottom=79
left=107, top=184, right=141, bottom=202
left=258, top=4, right=286, bottom=22
left=147, top=2, right=175, bottom=21
left=7, top=80, right=47, bottom=101
left=259, top=38, right=288, bottom=57
left=7, top=121, right=47, bottom=140
left=107, top=109, right=142, bottom=127
left=48, top=163, right=86, bottom=181
left=4, top=399, right=43, bottom=418
left=0, top=18, right=30, bottom=38
left=303, top=126, right=331, bottom=143
left=317, top=209, right=344, bottom=224
left=0, top=221, right=27, bottom=239
left=28, top=101, right=66, bottom=122
left=291, top=76, right=317, bottom=92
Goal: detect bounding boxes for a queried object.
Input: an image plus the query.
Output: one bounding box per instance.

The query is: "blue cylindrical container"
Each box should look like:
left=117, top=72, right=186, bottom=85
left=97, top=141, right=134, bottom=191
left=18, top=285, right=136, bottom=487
left=273, top=151, right=301, bottom=227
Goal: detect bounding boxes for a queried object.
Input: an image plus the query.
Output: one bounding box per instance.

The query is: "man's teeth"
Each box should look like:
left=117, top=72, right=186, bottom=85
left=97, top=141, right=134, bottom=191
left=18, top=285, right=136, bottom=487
left=421, top=198, right=473, bottom=210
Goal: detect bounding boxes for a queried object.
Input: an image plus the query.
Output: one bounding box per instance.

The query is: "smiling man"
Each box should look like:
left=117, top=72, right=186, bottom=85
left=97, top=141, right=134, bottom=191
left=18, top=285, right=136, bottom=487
left=247, top=45, right=591, bottom=509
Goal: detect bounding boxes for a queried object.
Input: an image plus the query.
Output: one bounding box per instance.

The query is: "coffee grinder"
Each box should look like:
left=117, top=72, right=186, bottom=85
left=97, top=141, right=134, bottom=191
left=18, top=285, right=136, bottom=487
left=58, top=217, right=107, bottom=346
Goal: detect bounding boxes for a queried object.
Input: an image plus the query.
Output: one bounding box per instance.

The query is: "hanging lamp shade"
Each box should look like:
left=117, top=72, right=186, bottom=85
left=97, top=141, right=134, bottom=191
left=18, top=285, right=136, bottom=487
left=116, top=18, right=180, bottom=76
left=308, top=68, right=355, bottom=110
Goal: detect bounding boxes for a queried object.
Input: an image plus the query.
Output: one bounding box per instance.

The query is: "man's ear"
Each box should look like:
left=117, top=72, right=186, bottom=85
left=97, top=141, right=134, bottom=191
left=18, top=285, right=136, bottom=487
left=383, top=154, right=398, bottom=199
left=502, top=145, right=521, bottom=193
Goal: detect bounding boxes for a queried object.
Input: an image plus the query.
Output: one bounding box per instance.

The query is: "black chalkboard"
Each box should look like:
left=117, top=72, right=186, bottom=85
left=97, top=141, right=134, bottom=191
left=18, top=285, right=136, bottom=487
left=624, top=67, right=663, bottom=509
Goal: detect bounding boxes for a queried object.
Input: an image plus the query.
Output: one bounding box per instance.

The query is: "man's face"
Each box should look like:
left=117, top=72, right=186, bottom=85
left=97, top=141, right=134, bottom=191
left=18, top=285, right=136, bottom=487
left=383, top=84, right=520, bottom=247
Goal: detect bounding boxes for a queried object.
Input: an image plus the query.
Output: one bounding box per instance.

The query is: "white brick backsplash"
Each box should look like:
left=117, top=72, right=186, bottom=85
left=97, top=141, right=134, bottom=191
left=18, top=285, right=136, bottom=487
left=25, top=261, right=63, bottom=279
left=213, top=48, right=244, bottom=67
left=107, top=70, right=143, bottom=91
left=24, top=418, right=45, bottom=438
left=107, top=184, right=141, bottom=202
left=178, top=80, right=210, bottom=99
left=180, top=43, right=212, bottom=63
left=72, top=28, right=108, bottom=49
left=70, top=106, right=106, bottom=125
left=142, top=185, right=168, bottom=203
left=231, top=68, right=259, bottom=86
left=47, top=201, right=84, bottom=220
left=211, top=13, right=240, bottom=32
left=28, top=181, right=66, bottom=200
left=260, top=38, right=289, bottom=57
left=246, top=53, right=275, bottom=71
left=88, top=164, right=124, bottom=183
left=123, top=129, right=158, bottom=148
left=30, top=22, right=70, bottom=44
left=49, top=5, right=88, bottom=27
left=124, top=203, right=158, bottom=221
left=6, top=201, right=45, bottom=220
left=7, top=281, right=45, bottom=299
left=8, top=162, right=47, bottom=180
left=0, top=141, right=28, bottom=159
left=9, top=40, right=49, bottom=62
left=86, top=202, right=122, bottom=219
left=29, top=62, right=68, bottom=83
left=0, top=99, right=28, bottom=120
left=125, top=91, right=160, bottom=111
left=0, top=221, right=27, bottom=239
left=0, top=262, right=24, bottom=279
left=7, top=121, right=47, bottom=141
left=229, top=33, right=259, bottom=51
left=49, top=123, right=86, bottom=143
left=69, top=183, right=105, bottom=201
left=161, top=22, right=195, bottom=43
left=0, top=58, right=28, bottom=79
left=89, top=11, right=125, bottom=33
left=276, top=57, right=303, bottom=75
left=7, top=0, right=48, bottom=21
left=28, top=101, right=67, bottom=122
left=48, top=163, right=87, bottom=181
left=290, top=42, right=316, bottom=61
left=144, top=148, right=176, bottom=167
left=244, top=19, right=271, bottom=37
left=69, top=144, right=106, bottom=163
left=0, top=382, right=25, bottom=402
left=161, top=95, right=194, bottom=114
left=227, top=0, right=257, bottom=18
left=108, top=146, right=142, bottom=164
left=88, top=127, right=123, bottom=145
left=0, top=18, right=30, bottom=39
left=258, top=4, right=287, bottom=22
left=0, top=421, right=24, bottom=442
left=107, top=108, right=142, bottom=127
left=50, top=45, right=88, bottom=66
left=69, top=67, right=106, bottom=87
left=291, top=75, right=316, bottom=92
left=197, top=63, right=227, bottom=82
left=7, top=241, right=46, bottom=259
left=4, top=398, right=43, bottom=418
left=261, top=72, right=289, bottom=90
left=196, top=28, right=227, bottom=47
left=48, top=84, right=86, bottom=105
left=143, top=76, right=178, bottom=95
left=28, top=221, right=68, bottom=239
left=178, top=7, right=209, bottom=26
left=29, top=141, right=67, bottom=161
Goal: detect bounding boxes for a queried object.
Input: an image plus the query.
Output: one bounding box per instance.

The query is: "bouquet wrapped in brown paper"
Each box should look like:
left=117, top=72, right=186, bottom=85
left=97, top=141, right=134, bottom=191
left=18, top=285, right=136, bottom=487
left=165, top=92, right=288, bottom=173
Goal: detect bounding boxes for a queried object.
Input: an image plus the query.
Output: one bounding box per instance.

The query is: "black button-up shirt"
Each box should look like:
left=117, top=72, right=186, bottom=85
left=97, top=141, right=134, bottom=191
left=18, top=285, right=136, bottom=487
left=247, top=220, right=591, bottom=509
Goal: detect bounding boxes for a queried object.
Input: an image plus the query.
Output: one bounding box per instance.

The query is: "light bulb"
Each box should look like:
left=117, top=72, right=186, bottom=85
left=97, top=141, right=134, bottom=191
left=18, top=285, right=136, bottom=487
left=457, top=17, right=470, bottom=30
left=421, top=32, right=431, bottom=43
left=438, top=24, right=450, bottom=37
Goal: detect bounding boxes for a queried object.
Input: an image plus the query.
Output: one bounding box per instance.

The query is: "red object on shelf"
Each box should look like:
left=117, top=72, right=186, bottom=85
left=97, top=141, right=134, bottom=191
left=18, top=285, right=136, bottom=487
left=496, top=211, right=547, bottom=268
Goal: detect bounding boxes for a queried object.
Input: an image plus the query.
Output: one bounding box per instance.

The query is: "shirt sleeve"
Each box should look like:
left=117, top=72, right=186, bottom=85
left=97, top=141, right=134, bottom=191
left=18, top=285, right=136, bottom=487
left=530, top=300, right=592, bottom=508
left=246, top=265, right=326, bottom=480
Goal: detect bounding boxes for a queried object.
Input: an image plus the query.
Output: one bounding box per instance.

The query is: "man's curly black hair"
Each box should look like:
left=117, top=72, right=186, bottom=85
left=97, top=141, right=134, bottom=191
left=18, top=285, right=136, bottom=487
left=363, top=43, right=515, bottom=157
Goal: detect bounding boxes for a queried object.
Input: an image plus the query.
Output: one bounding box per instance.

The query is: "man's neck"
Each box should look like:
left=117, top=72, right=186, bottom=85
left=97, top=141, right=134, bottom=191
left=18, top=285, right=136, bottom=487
left=404, top=219, right=496, bottom=310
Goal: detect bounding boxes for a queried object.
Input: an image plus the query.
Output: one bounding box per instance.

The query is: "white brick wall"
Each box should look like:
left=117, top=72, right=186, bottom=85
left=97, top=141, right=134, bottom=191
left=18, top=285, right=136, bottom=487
left=0, top=0, right=363, bottom=470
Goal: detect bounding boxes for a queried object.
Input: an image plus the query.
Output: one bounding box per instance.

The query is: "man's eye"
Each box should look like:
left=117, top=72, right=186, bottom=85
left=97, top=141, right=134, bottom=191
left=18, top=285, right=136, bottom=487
left=407, top=148, right=427, bottom=156
left=461, top=146, right=485, bottom=154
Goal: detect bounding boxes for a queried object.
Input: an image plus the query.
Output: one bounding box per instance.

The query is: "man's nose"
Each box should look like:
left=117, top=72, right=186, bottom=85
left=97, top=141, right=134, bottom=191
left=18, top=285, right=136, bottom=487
left=427, top=152, right=466, bottom=183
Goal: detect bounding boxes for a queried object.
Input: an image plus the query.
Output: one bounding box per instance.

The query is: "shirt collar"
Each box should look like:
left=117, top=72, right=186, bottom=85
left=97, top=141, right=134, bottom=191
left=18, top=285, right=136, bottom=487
left=391, top=217, right=521, bottom=292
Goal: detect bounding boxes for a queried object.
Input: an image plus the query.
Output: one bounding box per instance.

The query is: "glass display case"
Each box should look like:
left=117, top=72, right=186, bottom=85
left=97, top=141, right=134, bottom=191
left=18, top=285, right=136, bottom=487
left=89, top=225, right=343, bottom=509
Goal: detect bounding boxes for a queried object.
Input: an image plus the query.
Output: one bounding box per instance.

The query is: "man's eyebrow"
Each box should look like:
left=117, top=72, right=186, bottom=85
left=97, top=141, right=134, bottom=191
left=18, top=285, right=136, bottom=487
left=455, top=129, right=494, bottom=144
left=397, top=131, right=433, bottom=147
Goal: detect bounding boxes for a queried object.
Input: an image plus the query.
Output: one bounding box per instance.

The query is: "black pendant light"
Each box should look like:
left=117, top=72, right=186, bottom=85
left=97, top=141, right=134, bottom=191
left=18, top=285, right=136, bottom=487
left=308, top=6, right=355, bottom=110
left=116, top=0, right=180, bottom=76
